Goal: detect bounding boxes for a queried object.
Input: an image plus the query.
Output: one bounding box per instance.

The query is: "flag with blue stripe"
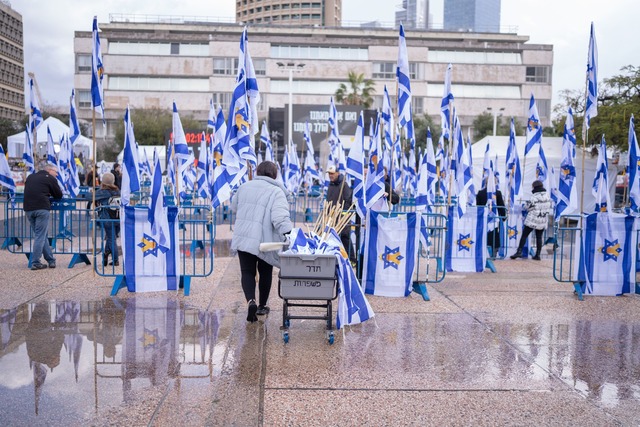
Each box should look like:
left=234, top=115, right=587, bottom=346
left=346, top=111, right=366, bottom=218
left=91, top=16, right=105, bottom=122
left=592, top=135, right=610, bottom=212
left=0, top=144, right=15, bottom=197
left=556, top=108, right=577, bottom=217
left=207, top=98, right=216, bottom=129
left=506, top=206, right=528, bottom=258
left=583, top=22, right=598, bottom=140
left=396, top=24, right=412, bottom=132
left=440, top=63, right=453, bottom=141
left=416, top=128, right=437, bottom=211
left=29, top=78, right=43, bottom=131
left=121, top=106, right=141, bottom=206
left=122, top=205, right=180, bottom=292
left=628, top=115, right=640, bottom=211
left=446, top=205, right=486, bottom=272
left=363, top=211, right=419, bottom=297
left=69, top=89, right=81, bottom=144
left=23, top=123, right=35, bottom=174
left=148, top=153, right=171, bottom=252
left=260, top=120, right=273, bottom=162
left=577, top=212, right=637, bottom=296
left=536, top=142, right=549, bottom=190
left=505, top=118, right=522, bottom=208
left=196, top=131, right=211, bottom=199
left=381, top=85, right=394, bottom=151
left=524, top=94, right=542, bottom=157
left=365, top=113, right=385, bottom=210
left=46, top=125, right=57, bottom=166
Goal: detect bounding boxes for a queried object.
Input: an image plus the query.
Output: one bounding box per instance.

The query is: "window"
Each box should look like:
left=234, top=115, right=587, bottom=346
left=536, top=99, right=551, bottom=118
left=271, top=45, right=368, bottom=61
left=412, top=97, right=424, bottom=115
left=109, top=77, right=209, bottom=91
left=427, top=83, right=521, bottom=99
left=253, top=58, right=266, bottom=76
left=526, top=66, right=550, bottom=83
left=212, top=92, right=233, bottom=112
left=170, top=43, right=180, bottom=55
left=76, top=54, right=92, bottom=72
left=373, top=62, right=421, bottom=79
left=108, top=41, right=208, bottom=56
left=77, top=90, right=92, bottom=108
left=429, top=50, right=522, bottom=65
left=213, top=57, right=238, bottom=75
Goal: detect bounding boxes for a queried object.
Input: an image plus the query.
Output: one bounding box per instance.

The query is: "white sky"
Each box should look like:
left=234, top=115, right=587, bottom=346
left=12, top=0, right=640, bottom=115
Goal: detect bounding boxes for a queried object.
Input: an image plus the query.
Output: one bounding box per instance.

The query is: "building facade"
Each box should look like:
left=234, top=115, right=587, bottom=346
left=0, top=0, right=23, bottom=121
left=395, top=0, right=430, bottom=30
left=236, top=0, right=342, bottom=27
left=73, top=15, right=552, bottom=155
left=444, top=0, right=501, bottom=33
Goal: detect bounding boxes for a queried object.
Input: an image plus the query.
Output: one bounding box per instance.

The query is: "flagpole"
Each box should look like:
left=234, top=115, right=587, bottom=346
left=91, top=108, right=96, bottom=276
left=446, top=101, right=454, bottom=207
left=390, top=80, right=399, bottom=212
left=580, top=75, right=589, bottom=218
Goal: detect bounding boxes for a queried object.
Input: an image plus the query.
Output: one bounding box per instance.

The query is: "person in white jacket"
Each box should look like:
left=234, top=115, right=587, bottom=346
left=510, top=180, right=552, bottom=260
left=231, top=161, right=293, bottom=322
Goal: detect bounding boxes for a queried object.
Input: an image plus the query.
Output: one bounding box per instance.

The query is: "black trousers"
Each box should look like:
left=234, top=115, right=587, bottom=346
left=517, top=226, right=544, bottom=255
left=237, top=250, right=273, bottom=306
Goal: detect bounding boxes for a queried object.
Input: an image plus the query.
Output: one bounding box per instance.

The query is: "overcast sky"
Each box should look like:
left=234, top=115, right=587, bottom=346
left=12, top=0, right=640, bottom=115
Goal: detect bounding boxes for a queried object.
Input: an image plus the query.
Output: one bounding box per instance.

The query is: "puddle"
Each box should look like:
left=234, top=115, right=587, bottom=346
left=0, top=297, right=224, bottom=424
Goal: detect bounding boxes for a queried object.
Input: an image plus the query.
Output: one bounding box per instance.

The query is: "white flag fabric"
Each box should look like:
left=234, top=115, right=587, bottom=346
left=363, top=212, right=419, bottom=297
left=577, top=212, right=637, bottom=296
left=446, top=206, right=487, bottom=272
left=505, top=207, right=529, bottom=259
left=122, top=206, right=180, bottom=292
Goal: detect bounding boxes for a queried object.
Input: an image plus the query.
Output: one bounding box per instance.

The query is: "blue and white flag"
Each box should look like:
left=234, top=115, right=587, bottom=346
left=207, top=98, right=216, bottom=130
left=213, top=106, right=226, bottom=167
left=91, top=16, right=105, bottom=122
left=628, top=115, right=640, bottom=211
left=578, top=212, right=637, bottom=296
left=122, top=205, right=180, bottom=292
left=23, top=123, right=35, bottom=174
left=506, top=207, right=527, bottom=258
left=140, top=148, right=152, bottom=178
left=592, top=135, right=610, bottom=212
left=524, top=94, right=542, bottom=157
left=440, top=63, right=453, bottom=141
left=381, top=85, right=394, bottom=151
left=56, top=136, right=69, bottom=194
left=446, top=205, right=486, bottom=272
left=29, top=78, right=43, bottom=131
left=556, top=108, right=578, bottom=217
left=196, top=132, right=211, bottom=199
left=346, top=112, right=366, bottom=218
left=365, top=113, right=385, bottom=210
left=481, top=141, right=491, bottom=189
left=536, top=142, right=549, bottom=191
left=121, top=106, right=141, bottom=206
left=0, top=144, right=15, bottom=197
left=583, top=22, right=598, bottom=140
left=505, top=118, right=522, bottom=208
left=172, top=102, right=195, bottom=174
left=303, top=122, right=320, bottom=185
left=243, top=28, right=261, bottom=137
left=45, top=125, right=57, bottom=166
left=416, top=128, right=437, bottom=211
left=396, top=24, right=412, bottom=133
left=148, top=153, right=171, bottom=252
left=69, top=89, right=81, bottom=144
left=260, top=120, right=273, bottom=162
left=363, top=211, right=419, bottom=297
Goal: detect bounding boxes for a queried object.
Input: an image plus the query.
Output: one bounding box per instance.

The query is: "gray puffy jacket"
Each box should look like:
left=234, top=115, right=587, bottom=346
left=523, top=190, right=552, bottom=230
left=231, top=176, right=293, bottom=267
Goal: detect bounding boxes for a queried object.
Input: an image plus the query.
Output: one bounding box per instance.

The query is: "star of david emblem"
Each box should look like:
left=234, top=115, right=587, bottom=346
left=139, top=328, right=159, bottom=349
left=138, top=233, right=160, bottom=257
left=508, top=226, right=518, bottom=240
left=600, top=239, right=622, bottom=262
left=457, top=233, right=474, bottom=251
left=380, top=246, right=403, bottom=269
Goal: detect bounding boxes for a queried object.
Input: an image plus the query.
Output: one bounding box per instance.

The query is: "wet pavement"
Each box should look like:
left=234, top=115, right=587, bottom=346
left=0, top=241, right=639, bottom=425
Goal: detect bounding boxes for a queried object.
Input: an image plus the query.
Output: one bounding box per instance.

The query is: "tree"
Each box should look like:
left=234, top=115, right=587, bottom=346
left=334, top=71, right=376, bottom=108
left=0, top=118, right=21, bottom=153
left=108, top=108, right=203, bottom=162
left=411, top=113, right=441, bottom=154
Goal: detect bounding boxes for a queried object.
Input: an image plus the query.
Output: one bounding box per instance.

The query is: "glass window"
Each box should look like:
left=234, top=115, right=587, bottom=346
left=170, top=43, right=180, bottom=55
left=429, top=50, right=522, bottom=65
left=271, top=45, right=368, bottom=61
left=108, top=77, right=209, bottom=92
left=77, top=90, right=92, bottom=108
left=76, top=54, right=91, bottom=73
left=108, top=41, right=208, bottom=56
left=373, top=62, right=395, bottom=79
left=427, top=83, right=521, bottom=99
left=213, top=57, right=238, bottom=75
left=525, top=66, right=550, bottom=83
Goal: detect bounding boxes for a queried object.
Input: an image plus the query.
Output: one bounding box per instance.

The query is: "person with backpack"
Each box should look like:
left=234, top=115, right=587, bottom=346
left=95, top=172, right=121, bottom=266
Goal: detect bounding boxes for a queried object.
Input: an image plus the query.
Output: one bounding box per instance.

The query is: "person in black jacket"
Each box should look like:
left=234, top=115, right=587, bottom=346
left=326, top=166, right=354, bottom=259
left=476, top=186, right=506, bottom=257
left=110, top=163, right=122, bottom=189
left=95, top=172, right=121, bottom=266
left=23, top=164, right=63, bottom=270
left=383, top=167, right=400, bottom=205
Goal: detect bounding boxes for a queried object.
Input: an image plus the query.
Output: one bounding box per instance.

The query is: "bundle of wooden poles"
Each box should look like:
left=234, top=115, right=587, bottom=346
left=310, top=201, right=355, bottom=240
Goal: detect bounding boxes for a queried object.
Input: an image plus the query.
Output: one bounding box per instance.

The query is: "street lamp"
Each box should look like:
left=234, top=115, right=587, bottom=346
left=277, top=62, right=305, bottom=146
left=487, top=107, right=505, bottom=136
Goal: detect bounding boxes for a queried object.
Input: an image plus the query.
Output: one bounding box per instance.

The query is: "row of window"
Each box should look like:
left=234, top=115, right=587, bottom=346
left=247, top=14, right=323, bottom=23
left=0, top=12, right=22, bottom=44
left=0, top=87, right=23, bottom=107
left=108, top=42, right=209, bottom=56
left=0, top=57, right=23, bottom=89
left=240, top=2, right=321, bottom=14
left=271, top=45, right=369, bottom=61
left=0, top=105, right=22, bottom=121
left=0, top=38, right=22, bottom=62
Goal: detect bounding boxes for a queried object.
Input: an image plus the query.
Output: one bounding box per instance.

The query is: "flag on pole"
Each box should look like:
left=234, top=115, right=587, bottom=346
left=69, top=89, right=81, bottom=144
left=536, top=143, right=549, bottom=190
left=505, top=118, right=522, bottom=208
left=381, top=85, right=394, bottom=151
left=396, top=24, right=412, bottom=133
left=446, top=205, right=487, bottom=272
left=481, top=141, right=491, bottom=189
left=121, top=106, right=141, bottom=206
left=29, top=78, right=43, bottom=131
left=196, top=132, right=211, bottom=199
left=260, top=120, right=273, bottom=162
left=207, top=98, right=216, bottom=130
left=556, top=108, right=578, bottom=217
left=23, top=123, right=35, bottom=174
left=303, top=122, right=320, bottom=186
left=0, top=144, right=16, bottom=197
left=365, top=113, right=385, bottom=210
left=583, top=22, right=598, bottom=140
left=440, top=63, right=453, bottom=141
left=627, top=115, right=640, bottom=211
left=346, top=111, right=366, bottom=218
left=363, top=211, right=419, bottom=297
left=148, top=152, right=171, bottom=252
left=524, top=94, right=542, bottom=156
left=45, top=126, right=57, bottom=166
left=592, top=135, right=610, bottom=212
left=91, top=16, right=105, bottom=122
left=213, top=106, right=226, bottom=167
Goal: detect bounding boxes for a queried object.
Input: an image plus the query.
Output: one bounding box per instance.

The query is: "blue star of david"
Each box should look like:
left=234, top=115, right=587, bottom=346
left=508, top=226, right=518, bottom=240
left=138, top=233, right=160, bottom=257
left=381, top=246, right=403, bottom=269
left=600, top=239, right=622, bottom=262
left=457, top=233, right=473, bottom=251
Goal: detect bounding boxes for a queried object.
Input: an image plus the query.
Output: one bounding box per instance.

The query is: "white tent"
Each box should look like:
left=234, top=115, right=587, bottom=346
left=471, top=136, right=621, bottom=214
left=7, top=116, right=93, bottom=160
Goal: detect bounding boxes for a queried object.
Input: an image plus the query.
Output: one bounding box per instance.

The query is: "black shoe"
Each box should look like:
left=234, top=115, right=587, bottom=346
left=31, top=262, right=48, bottom=270
left=109, top=260, right=120, bottom=266
left=48, top=261, right=56, bottom=269
left=510, top=250, right=523, bottom=260
left=256, top=305, right=270, bottom=315
left=532, top=255, right=541, bottom=261
left=247, top=300, right=258, bottom=322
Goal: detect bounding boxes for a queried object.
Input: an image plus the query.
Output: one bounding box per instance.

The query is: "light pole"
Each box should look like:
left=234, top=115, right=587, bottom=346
left=487, top=107, right=505, bottom=136
left=277, top=62, right=305, bottom=147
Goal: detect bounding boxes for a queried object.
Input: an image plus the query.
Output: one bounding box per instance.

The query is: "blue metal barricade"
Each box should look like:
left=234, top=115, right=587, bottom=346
left=552, top=215, right=583, bottom=297
left=414, top=212, right=447, bottom=292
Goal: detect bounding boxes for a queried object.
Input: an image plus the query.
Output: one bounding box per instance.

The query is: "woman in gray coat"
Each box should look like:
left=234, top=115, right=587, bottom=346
left=510, top=180, right=552, bottom=260
left=231, top=161, right=293, bottom=322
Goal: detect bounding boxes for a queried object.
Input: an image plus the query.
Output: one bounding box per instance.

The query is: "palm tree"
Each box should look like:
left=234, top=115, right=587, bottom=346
left=334, top=71, right=376, bottom=108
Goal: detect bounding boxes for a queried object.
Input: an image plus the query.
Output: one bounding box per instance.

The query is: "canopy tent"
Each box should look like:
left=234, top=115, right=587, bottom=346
left=471, top=136, right=621, bottom=215
left=6, top=116, right=93, bottom=160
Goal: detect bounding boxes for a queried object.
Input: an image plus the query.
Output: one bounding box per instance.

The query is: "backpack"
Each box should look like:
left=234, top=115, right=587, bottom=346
left=106, top=195, right=121, bottom=219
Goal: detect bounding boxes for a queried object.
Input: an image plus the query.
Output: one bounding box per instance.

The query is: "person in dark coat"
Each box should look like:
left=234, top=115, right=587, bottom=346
left=476, top=186, right=507, bottom=257
left=326, top=166, right=354, bottom=259
left=111, top=163, right=122, bottom=189
left=94, top=172, right=121, bottom=266
left=23, top=164, right=63, bottom=270
left=383, top=167, right=400, bottom=205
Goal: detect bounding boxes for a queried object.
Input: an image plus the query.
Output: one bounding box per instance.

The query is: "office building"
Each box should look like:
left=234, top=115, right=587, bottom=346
left=444, top=0, right=501, bottom=33
left=73, top=14, right=552, bottom=154
left=236, top=0, right=342, bottom=27
left=395, top=0, right=430, bottom=30
left=0, top=0, right=24, bottom=121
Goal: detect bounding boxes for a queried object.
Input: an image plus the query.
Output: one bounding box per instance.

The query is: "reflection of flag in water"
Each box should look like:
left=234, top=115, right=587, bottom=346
left=122, top=206, right=180, bottom=292
left=55, top=302, right=83, bottom=381
left=123, top=297, right=180, bottom=385
left=446, top=206, right=486, bottom=272
left=577, top=213, right=637, bottom=295
left=0, top=308, right=17, bottom=350
left=363, top=212, right=419, bottom=297
left=591, top=135, right=610, bottom=212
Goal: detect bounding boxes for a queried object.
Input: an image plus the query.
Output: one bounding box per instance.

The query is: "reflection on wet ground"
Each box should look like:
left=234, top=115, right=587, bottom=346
left=213, top=239, right=232, bottom=257
left=0, top=297, right=224, bottom=425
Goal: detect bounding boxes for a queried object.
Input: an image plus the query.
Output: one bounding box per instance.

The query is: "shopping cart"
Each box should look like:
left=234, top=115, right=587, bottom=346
left=278, top=252, right=338, bottom=344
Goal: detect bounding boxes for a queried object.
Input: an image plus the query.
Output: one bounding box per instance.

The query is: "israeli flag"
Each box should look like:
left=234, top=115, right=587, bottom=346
left=440, top=63, right=454, bottom=141
left=207, top=98, right=216, bottom=129
left=577, top=212, right=637, bottom=296
left=363, top=212, right=419, bottom=297
left=196, top=132, right=211, bottom=199
left=536, top=142, right=549, bottom=191
left=346, top=112, right=366, bottom=218
left=381, top=85, right=394, bottom=151
left=628, top=115, right=640, bottom=211
left=121, top=106, right=141, bottom=206
left=365, top=114, right=385, bottom=210
left=29, top=78, right=43, bottom=131
left=505, top=118, right=522, bottom=208
left=525, top=94, right=542, bottom=157
left=0, top=144, right=16, bottom=196
left=583, top=22, right=598, bottom=139
left=506, top=206, right=528, bottom=258
left=23, top=123, right=35, bottom=174
left=91, top=16, right=105, bottom=122
left=592, top=135, right=610, bottom=212
left=46, top=125, right=57, bottom=166
left=446, top=206, right=486, bottom=272
left=260, top=121, right=273, bottom=162
left=556, top=108, right=577, bottom=218
left=122, top=205, right=180, bottom=293
left=396, top=24, right=412, bottom=132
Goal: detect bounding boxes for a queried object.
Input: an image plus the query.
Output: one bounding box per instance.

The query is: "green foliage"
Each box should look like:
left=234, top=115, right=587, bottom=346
left=0, top=118, right=20, bottom=152
left=108, top=108, right=204, bottom=162
left=411, top=113, right=440, bottom=153
left=471, top=112, right=526, bottom=140
left=334, top=71, right=376, bottom=108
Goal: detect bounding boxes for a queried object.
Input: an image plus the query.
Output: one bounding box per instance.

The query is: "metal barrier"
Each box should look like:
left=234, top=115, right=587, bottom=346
left=414, top=212, right=448, bottom=295
left=552, top=215, right=584, bottom=298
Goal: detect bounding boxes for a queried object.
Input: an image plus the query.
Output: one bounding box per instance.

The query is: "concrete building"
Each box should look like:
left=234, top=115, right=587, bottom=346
left=0, top=0, right=23, bottom=121
left=73, top=15, right=552, bottom=156
left=444, top=0, right=501, bottom=33
left=236, top=0, right=342, bottom=27
left=395, top=0, right=430, bottom=30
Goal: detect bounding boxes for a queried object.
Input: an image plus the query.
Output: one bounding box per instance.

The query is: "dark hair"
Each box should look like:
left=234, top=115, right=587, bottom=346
left=256, top=161, right=278, bottom=179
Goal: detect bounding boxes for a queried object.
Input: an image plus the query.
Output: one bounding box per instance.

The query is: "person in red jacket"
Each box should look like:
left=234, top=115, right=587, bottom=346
left=23, top=164, right=63, bottom=270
